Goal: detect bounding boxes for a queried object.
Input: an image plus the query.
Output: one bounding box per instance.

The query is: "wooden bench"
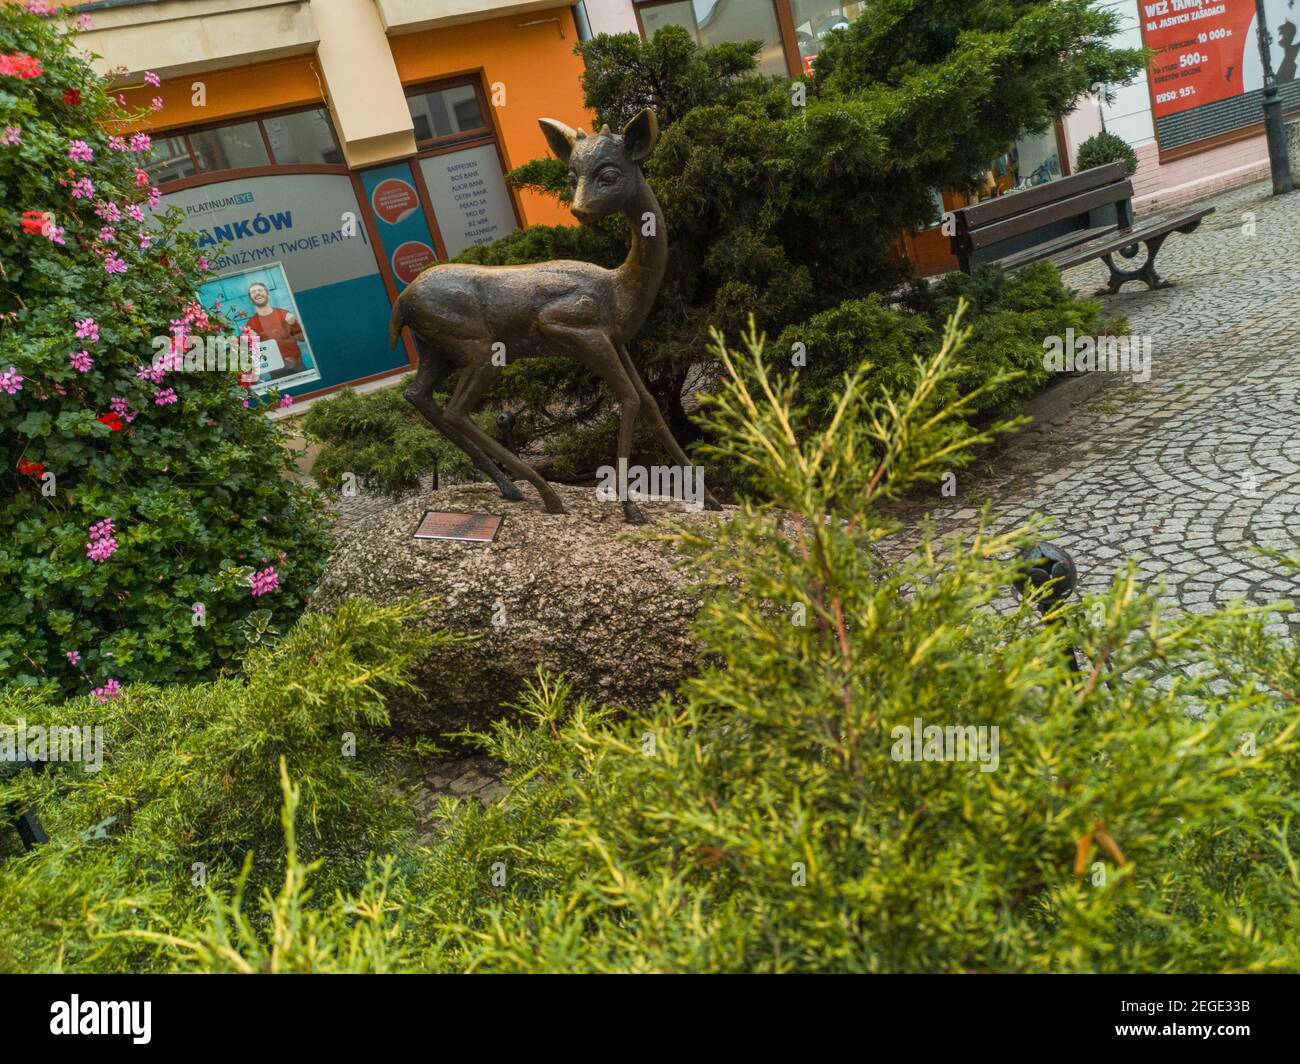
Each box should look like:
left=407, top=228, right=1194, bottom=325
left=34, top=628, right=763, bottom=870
left=947, top=162, right=1213, bottom=294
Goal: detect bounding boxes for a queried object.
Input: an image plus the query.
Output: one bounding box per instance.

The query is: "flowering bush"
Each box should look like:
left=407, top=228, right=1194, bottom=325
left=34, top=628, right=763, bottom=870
left=0, top=4, right=330, bottom=695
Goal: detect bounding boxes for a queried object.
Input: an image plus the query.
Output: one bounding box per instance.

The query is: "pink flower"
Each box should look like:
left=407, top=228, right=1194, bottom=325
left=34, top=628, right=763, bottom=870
left=109, top=395, right=136, bottom=423
left=147, top=187, right=161, bottom=209
left=250, top=566, right=279, bottom=596
left=108, top=135, right=127, bottom=152
left=104, top=255, right=127, bottom=275
left=1, top=366, right=23, bottom=394
left=125, top=203, right=144, bottom=222
left=75, top=14, right=94, bottom=29
left=128, top=132, right=151, bottom=153
left=134, top=169, right=149, bottom=187
left=87, top=536, right=118, bottom=562
left=75, top=317, right=99, bottom=342
left=71, top=177, right=94, bottom=199
left=144, top=71, right=160, bottom=87
left=69, top=349, right=93, bottom=373
left=65, top=649, right=81, bottom=665
left=198, top=255, right=209, bottom=271
left=26, top=1, right=54, bottom=15
left=68, top=139, right=93, bottom=163
left=92, top=678, right=121, bottom=703
left=153, top=387, right=178, bottom=405
left=46, top=225, right=66, bottom=246
left=150, top=96, right=163, bottom=112
left=138, top=229, right=154, bottom=250
left=95, top=201, right=121, bottom=222
left=99, top=226, right=116, bottom=242
left=89, top=518, right=115, bottom=540
left=278, top=394, right=294, bottom=409
left=1, top=125, right=19, bottom=146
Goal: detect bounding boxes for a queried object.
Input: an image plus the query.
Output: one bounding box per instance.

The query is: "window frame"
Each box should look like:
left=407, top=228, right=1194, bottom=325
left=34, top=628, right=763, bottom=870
left=144, top=104, right=347, bottom=191
left=402, top=76, right=495, bottom=152
left=633, top=0, right=802, bottom=77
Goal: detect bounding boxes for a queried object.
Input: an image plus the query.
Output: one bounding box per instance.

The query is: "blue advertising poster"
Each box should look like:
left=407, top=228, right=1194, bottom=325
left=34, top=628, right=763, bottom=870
left=199, top=262, right=319, bottom=393
left=360, top=163, right=439, bottom=286
left=163, top=173, right=407, bottom=396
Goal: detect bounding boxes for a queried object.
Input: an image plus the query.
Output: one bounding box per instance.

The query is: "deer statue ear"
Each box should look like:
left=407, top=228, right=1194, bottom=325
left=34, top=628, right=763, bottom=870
left=539, top=118, right=583, bottom=162
left=621, top=109, right=658, bottom=163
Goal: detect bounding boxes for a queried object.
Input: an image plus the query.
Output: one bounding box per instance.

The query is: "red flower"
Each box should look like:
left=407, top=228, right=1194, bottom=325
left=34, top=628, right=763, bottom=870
left=21, top=210, right=52, bottom=235
left=16, top=457, right=44, bottom=478
left=62, top=88, right=81, bottom=106
left=97, top=412, right=124, bottom=432
left=0, top=54, right=42, bottom=80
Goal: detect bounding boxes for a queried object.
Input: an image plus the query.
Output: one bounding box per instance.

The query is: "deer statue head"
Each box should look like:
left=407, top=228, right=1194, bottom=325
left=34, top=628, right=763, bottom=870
left=538, top=109, right=659, bottom=226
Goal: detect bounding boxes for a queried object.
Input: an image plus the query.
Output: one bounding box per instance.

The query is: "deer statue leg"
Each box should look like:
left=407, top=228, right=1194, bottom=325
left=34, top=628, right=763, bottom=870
left=617, top=344, right=723, bottom=511
left=541, top=323, right=646, bottom=524
left=443, top=361, right=566, bottom=514
left=403, top=335, right=524, bottom=502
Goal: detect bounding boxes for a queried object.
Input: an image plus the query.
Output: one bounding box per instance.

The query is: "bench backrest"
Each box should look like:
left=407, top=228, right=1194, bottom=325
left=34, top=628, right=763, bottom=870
left=948, top=162, right=1134, bottom=270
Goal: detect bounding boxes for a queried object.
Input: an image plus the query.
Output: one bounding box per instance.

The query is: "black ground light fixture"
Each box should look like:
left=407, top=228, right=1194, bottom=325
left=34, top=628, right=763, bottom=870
left=2, top=754, right=48, bottom=853
left=1014, top=541, right=1084, bottom=674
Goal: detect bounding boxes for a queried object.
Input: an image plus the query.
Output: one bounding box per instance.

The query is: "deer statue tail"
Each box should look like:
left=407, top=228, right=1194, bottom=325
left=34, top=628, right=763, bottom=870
left=388, top=294, right=406, bottom=349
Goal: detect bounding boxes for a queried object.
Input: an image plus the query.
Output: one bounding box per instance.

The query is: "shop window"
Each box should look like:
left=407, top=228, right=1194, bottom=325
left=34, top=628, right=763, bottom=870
left=143, top=134, right=197, bottom=184
left=790, top=0, right=864, bottom=69
left=263, top=109, right=343, bottom=165
left=639, top=0, right=788, bottom=76
left=190, top=121, right=270, bottom=172
left=406, top=84, right=488, bottom=146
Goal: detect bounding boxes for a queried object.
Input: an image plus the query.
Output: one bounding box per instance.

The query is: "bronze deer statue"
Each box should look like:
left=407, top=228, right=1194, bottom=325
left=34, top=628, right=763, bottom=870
left=388, top=108, right=719, bottom=523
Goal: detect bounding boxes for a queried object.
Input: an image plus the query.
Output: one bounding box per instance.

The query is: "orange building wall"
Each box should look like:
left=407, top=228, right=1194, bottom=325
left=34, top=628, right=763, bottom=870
left=120, top=56, right=329, bottom=133
left=117, top=7, right=591, bottom=230
left=388, top=7, right=594, bottom=229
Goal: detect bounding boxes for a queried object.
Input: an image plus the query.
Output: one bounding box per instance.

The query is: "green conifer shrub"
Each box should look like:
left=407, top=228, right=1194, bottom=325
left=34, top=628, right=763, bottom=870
left=0, top=596, right=448, bottom=972
left=1075, top=130, right=1140, bottom=176
left=5, top=308, right=1297, bottom=973
left=299, top=378, right=479, bottom=498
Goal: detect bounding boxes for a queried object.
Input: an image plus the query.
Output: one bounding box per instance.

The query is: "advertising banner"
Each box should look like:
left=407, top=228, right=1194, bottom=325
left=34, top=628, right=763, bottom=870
left=199, top=263, right=320, bottom=392
left=360, top=163, right=439, bottom=287
left=418, top=145, right=519, bottom=258
left=164, top=173, right=407, bottom=395
left=1141, top=0, right=1300, bottom=146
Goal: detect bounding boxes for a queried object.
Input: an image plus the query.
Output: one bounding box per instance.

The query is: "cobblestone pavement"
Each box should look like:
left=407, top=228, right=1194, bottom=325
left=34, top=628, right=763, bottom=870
left=886, top=179, right=1300, bottom=632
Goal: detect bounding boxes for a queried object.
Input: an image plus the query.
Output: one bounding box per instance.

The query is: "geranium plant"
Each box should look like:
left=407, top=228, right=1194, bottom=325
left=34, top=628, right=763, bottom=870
left=0, top=3, right=330, bottom=694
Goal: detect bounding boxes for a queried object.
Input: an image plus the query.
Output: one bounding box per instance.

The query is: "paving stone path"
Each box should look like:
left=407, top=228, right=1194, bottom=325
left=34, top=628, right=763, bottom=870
left=886, top=179, right=1299, bottom=632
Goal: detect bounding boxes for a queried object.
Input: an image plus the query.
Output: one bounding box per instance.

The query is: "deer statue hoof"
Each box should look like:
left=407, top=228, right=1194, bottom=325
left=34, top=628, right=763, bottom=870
left=622, top=500, right=648, bottom=525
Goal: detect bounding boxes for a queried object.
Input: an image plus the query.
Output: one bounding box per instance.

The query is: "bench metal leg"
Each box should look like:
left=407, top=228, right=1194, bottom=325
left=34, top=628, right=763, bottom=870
left=1099, top=232, right=1172, bottom=294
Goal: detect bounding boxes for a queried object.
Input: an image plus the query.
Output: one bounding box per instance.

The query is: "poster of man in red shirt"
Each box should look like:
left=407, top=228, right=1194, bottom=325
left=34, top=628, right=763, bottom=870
left=198, top=263, right=321, bottom=393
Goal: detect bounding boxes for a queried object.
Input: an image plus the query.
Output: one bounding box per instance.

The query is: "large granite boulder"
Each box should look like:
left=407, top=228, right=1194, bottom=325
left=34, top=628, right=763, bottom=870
left=312, top=482, right=730, bottom=734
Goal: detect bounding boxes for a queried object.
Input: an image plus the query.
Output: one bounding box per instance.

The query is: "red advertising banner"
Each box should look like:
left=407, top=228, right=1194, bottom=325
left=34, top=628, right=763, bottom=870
left=1141, top=0, right=1300, bottom=120
left=1142, top=0, right=1258, bottom=119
